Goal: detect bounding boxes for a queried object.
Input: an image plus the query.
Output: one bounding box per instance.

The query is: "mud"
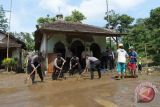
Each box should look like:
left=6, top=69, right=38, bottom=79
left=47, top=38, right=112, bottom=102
left=0, top=71, right=160, bottom=107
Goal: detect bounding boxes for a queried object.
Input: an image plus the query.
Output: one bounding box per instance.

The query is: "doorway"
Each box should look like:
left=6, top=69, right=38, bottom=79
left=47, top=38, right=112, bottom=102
left=90, top=43, right=101, bottom=58
left=70, top=40, right=85, bottom=59
left=54, top=41, right=66, bottom=58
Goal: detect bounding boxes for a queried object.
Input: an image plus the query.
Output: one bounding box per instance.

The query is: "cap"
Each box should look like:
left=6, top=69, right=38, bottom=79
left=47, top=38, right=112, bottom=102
left=118, top=43, right=123, bottom=47
left=129, top=46, right=134, bottom=49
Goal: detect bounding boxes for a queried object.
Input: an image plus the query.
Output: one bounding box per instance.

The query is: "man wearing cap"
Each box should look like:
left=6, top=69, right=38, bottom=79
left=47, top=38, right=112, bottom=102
left=128, top=46, right=137, bottom=77
left=116, top=43, right=128, bottom=79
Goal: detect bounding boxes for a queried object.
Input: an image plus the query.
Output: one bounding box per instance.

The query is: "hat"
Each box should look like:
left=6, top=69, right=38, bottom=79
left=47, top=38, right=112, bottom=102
left=129, top=46, right=134, bottom=49
left=118, top=43, right=123, bottom=47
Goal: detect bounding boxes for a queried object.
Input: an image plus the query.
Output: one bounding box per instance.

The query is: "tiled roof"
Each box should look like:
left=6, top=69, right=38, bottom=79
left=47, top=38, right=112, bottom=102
left=39, top=21, right=120, bottom=35
left=0, top=31, right=26, bottom=49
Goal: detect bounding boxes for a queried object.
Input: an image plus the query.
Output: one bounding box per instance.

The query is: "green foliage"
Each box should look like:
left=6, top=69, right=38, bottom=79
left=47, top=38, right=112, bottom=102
left=37, top=14, right=56, bottom=24
left=118, top=14, right=134, bottom=32
left=105, top=8, right=160, bottom=64
left=104, top=10, right=134, bottom=32
left=2, top=58, right=12, bottom=67
left=123, top=7, right=160, bottom=64
left=37, top=10, right=86, bottom=24
left=11, top=32, right=35, bottom=51
left=104, top=10, right=119, bottom=28
left=2, top=58, right=17, bottom=70
left=0, top=5, right=8, bottom=32
left=64, top=10, right=86, bottom=23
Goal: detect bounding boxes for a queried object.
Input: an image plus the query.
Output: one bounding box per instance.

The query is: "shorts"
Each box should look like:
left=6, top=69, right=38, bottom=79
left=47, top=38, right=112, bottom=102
left=116, top=62, right=126, bottom=74
left=128, top=63, right=136, bottom=71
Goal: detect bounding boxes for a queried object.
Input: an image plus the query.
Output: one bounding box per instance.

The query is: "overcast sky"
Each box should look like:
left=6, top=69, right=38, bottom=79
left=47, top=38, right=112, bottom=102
left=1, top=0, right=160, bottom=33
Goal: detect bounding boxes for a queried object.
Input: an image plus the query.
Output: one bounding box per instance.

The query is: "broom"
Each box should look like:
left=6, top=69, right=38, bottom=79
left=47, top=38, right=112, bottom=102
left=24, top=64, right=40, bottom=84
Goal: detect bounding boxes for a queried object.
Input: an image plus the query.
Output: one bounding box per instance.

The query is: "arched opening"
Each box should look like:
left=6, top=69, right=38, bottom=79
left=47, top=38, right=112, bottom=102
left=54, top=41, right=66, bottom=58
left=70, top=40, right=85, bottom=59
left=90, top=43, right=101, bottom=58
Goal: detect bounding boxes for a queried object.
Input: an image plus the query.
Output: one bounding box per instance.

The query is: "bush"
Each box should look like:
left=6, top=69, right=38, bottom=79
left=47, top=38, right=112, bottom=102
left=2, top=58, right=17, bottom=71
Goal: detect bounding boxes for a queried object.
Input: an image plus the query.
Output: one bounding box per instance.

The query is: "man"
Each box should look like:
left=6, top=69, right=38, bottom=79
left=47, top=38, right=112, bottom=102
left=108, top=48, right=115, bottom=70
left=81, top=48, right=93, bottom=69
left=30, top=52, right=44, bottom=84
left=128, top=46, right=137, bottom=77
left=52, top=53, right=66, bottom=80
left=69, top=55, right=81, bottom=76
left=65, top=47, right=72, bottom=71
left=138, top=57, right=142, bottom=74
left=84, top=55, right=101, bottom=80
left=116, top=43, right=128, bottom=79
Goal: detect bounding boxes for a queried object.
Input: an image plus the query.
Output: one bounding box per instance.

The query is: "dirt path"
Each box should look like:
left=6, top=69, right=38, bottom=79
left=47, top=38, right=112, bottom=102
left=0, top=71, right=160, bottom=107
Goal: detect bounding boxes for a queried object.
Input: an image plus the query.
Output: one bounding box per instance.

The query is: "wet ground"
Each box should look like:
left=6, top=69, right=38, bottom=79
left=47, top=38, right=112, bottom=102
left=0, top=70, right=160, bottom=107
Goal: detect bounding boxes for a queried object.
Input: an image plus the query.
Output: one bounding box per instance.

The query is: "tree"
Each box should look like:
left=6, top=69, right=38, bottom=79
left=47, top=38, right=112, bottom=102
left=0, top=5, right=8, bottom=32
left=104, top=10, right=119, bottom=29
left=118, top=14, right=134, bottom=32
left=125, top=7, right=160, bottom=64
left=37, top=14, right=56, bottom=25
left=104, top=10, right=134, bottom=32
left=64, top=10, right=86, bottom=23
left=37, top=10, right=86, bottom=24
left=12, top=32, right=35, bottom=51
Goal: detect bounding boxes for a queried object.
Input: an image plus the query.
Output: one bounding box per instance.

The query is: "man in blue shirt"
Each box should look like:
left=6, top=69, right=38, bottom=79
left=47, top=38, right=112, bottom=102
left=128, top=46, right=137, bottom=77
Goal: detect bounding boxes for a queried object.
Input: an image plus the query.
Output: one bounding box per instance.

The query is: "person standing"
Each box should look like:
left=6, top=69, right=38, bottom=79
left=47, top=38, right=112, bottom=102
left=30, top=52, right=44, bottom=84
left=138, top=57, right=142, bottom=74
left=84, top=55, right=101, bottom=80
left=108, top=48, right=115, bottom=70
left=116, top=43, right=128, bottom=79
left=128, top=46, right=137, bottom=77
left=52, top=53, right=66, bottom=80
left=65, top=47, right=72, bottom=71
left=81, top=48, right=93, bottom=70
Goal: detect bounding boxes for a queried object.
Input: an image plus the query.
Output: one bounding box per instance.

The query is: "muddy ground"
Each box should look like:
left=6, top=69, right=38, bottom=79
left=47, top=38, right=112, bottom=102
left=0, top=70, right=160, bottom=107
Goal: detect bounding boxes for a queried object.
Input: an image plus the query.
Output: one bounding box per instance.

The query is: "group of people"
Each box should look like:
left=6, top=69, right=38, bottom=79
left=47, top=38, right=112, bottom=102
left=116, top=43, right=142, bottom=80
left=26, top=43, right=142, bottom=84
left=52, top=53, right=101, bottom=80
left=101, top=47, right=115, bottom=71
left=26, top=51, right=102, bottom=84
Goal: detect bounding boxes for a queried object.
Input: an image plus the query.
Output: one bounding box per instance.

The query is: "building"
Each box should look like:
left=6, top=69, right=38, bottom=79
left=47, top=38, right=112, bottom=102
left=0, top=31, right=26, bottom=71
left=34, top=21, right=121, bottom=72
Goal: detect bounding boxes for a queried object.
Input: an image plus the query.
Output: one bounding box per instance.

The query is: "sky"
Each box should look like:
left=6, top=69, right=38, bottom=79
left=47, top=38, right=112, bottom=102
left=0, top=0, right=160, bottom=33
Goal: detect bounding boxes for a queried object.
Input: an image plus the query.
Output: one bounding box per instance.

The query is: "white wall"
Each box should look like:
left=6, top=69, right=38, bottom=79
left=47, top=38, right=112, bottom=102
left=93, top=36, right=107, bottom=52
left=47, top=33, right=67, bottom=53
left=40, top=33, right=47, bottom=53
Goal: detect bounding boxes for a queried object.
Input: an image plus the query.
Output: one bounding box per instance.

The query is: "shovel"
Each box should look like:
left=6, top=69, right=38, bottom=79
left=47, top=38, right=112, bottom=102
left=24, top=64, right=40, bottom=84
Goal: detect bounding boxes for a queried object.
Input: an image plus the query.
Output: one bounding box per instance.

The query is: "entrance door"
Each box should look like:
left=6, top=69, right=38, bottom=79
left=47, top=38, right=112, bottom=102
left=54, top=41, right=66, bottom=58
left=70, top=40, right=85, bottom=59
left=90, top=43, right=101, bottom=59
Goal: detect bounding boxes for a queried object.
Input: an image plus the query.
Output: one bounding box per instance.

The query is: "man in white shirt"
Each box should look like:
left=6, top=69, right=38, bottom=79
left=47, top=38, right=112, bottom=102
left=52, top=53, right=66, bottom=80
left=81, top=48, right=93, bottom=69
left=84, top=55, right=101, bottom=80
left=116, top=43, right=128, bottom=79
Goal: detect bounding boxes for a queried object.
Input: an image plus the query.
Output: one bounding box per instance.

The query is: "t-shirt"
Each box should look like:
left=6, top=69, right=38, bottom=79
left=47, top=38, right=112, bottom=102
left=31, top=55, right=39, bottom=64
left=129, top=51, right=137, bottom=64
left=86, top=57, right=98, bottom=68
left=117, top=49, right=128, bottom=63
left=53, top=57, right=65, bottom=68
